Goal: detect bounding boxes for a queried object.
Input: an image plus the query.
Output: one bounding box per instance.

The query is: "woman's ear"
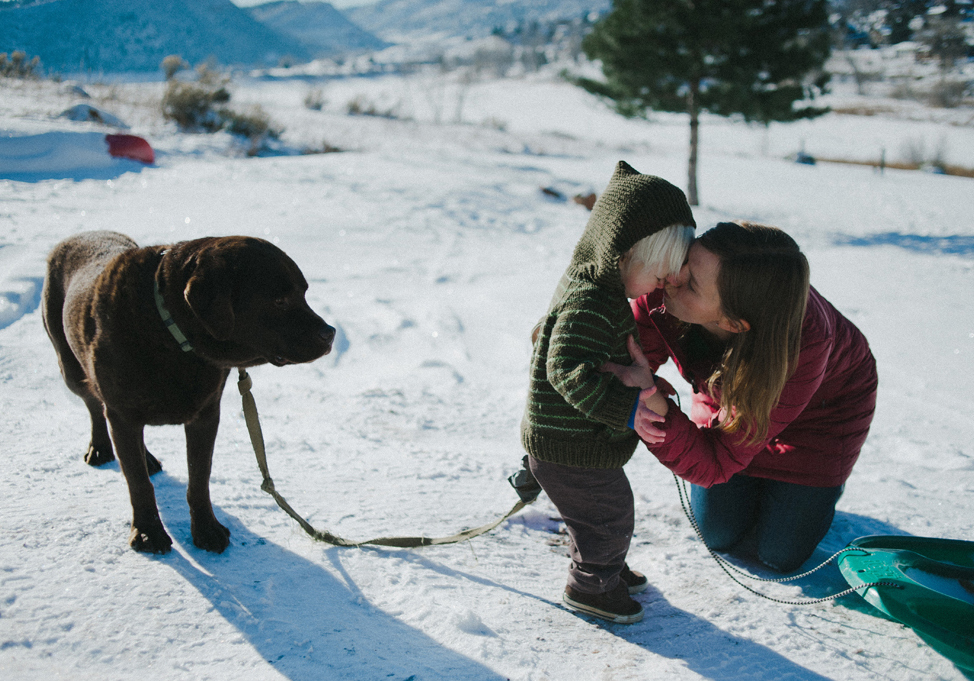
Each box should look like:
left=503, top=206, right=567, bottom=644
left=717, top=316, right=751, bottom=334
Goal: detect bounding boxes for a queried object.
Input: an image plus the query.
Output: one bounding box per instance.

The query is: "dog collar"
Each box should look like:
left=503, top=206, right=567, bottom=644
left=154, top=278, right=194, bottom=352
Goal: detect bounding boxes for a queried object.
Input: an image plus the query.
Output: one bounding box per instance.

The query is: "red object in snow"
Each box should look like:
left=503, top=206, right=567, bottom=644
left=105, top=134, right=155, bottom=165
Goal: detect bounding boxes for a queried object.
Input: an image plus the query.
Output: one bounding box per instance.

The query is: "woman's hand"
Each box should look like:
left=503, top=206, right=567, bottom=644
left=601, top=335, right=656, bottom=389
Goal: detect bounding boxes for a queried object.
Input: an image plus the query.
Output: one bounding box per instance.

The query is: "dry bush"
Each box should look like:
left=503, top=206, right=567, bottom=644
left=222, top=105, right=282, bottom=142
left=304, top=88, right=326, bottom=111
left=161, top=80, right=231, bottom=132
left=159, top=58, right=284, bottom=149
left=346, top=95, right=400, bottom=118
left=927, top=80, right=970, bottom=109
left=301, top=140, right=343, bottom=155
left=0, top=51, right=41, bottom=79
left=162, top=55, right=188, bottom=81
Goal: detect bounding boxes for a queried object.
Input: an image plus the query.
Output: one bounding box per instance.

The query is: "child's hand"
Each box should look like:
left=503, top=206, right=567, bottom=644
left=600, top=335, right=656, bottom=389
left=634, top=390, right=667, bottom=444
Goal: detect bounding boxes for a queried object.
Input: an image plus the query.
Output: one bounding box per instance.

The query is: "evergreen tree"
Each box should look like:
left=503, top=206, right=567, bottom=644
left=577, top=0, right=832, bottom=205
left=885, top=1, right=931, bottom=44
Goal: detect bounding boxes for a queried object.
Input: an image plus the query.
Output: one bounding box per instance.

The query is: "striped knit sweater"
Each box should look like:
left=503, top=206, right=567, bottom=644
left=520, top=161, right=695, bottom=469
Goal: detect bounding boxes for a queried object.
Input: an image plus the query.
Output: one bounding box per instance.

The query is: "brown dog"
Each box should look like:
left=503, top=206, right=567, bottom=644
left=42, top=231, right=335, bottom=554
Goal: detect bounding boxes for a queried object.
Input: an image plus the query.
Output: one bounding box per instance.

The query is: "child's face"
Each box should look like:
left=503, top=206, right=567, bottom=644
left=620, top=254, right=668, bottom=299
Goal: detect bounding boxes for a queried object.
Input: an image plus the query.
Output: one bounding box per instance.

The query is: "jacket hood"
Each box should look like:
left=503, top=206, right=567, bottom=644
left=569, top=161, right=695, bottom=289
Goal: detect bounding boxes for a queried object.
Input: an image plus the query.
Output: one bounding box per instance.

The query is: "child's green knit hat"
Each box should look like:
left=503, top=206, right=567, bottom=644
left=571, top=161, right=696, bottom=285
left=591, top=160, right=696, bottom=250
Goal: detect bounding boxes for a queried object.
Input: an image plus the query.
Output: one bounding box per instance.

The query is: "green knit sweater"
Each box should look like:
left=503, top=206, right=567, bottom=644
left=520, top=161, right=695, bottom=469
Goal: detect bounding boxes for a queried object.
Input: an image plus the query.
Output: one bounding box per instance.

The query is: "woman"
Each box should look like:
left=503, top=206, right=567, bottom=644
left=606, top=221, right=878, bottom=573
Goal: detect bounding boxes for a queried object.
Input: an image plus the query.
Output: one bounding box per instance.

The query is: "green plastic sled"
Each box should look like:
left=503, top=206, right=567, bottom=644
left=837, top=535, right=974, bottom=672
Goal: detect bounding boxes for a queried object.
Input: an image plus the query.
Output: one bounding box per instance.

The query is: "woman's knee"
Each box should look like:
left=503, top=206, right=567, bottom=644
left=695, top=517, right=749, bottom=552
left=756, top=541, right=817, bottom=573
left=755, top=482, right=842, bottom=572
left=689, top=478, right=761, bottom=551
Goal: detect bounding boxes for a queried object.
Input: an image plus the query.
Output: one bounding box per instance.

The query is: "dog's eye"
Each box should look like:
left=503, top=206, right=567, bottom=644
left=274, top=297, right=290, bottom=310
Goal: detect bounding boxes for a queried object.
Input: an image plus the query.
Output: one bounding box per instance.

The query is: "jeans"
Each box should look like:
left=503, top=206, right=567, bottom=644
left=689, top=474, right=844, bottom=573
left=529, top=456, right=634, bottom=594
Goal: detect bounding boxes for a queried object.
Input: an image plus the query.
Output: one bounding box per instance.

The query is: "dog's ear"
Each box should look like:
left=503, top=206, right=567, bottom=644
left=184, top=263, right=234, bottom=341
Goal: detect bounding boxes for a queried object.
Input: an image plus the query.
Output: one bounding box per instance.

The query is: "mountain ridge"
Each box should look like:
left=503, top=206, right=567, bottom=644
left=0, top=0, right=307, bottom=73
left=346, top=0, right=609, bottom=43
left=0, top=0, right=609, bottom=74
left=245, top=1, right=388, bottom=58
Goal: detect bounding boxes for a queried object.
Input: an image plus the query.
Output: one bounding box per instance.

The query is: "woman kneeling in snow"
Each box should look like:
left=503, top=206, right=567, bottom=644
left=605, top=220, right=878, bottom=573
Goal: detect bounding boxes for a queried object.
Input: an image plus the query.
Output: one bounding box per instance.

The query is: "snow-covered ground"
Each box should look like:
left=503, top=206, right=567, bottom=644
left=1, top=69, right=973, bottom=680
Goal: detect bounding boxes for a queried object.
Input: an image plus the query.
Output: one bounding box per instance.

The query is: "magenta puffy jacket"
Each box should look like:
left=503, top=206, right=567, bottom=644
left=632, top=287, right=878, bottom=488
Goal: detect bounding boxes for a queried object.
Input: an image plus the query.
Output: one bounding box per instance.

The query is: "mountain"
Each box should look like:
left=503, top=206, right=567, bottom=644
left=0, top=0, right=308, bottom=74
left=346, top=0, right=610, bottom=42
left=0, top=0, right=610, bottom=74
left=245, top=1, right=388, bottom=58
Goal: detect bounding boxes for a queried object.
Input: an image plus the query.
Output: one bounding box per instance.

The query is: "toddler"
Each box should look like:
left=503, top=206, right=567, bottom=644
left=520, top=160, right=694, bottom=623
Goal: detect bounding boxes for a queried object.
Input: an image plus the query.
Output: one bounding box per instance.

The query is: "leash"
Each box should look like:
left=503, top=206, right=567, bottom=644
left=656, top=390, right=901, bottom=604
left=236, top=368, right=534, bottom=548
left=673, top=473, right=901, bottom=604
left=236, top=367, right=895, bottom=599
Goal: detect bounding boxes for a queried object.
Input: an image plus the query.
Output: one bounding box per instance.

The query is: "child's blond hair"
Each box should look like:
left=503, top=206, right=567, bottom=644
left=627, top=224, right=695, bottom=277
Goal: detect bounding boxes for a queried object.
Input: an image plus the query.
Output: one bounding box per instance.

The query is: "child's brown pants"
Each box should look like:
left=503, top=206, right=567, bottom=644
left=529, top=456, right=634, bottom=594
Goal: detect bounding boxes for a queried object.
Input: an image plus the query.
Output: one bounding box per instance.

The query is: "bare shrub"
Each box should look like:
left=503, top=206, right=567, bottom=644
left=222, top=105, right=282, bottom=142
left=899, top=136, right=948, bottom=171
left=304, top=88, right=325, bottom=111
left=346, top=95, right=399, bottom=118
left=301, top=140, right=343, bottom=155
left=160, top=67, right=283, bottom=151
left=927, top=80, right=969, bottom=109
left=890, top=79, right=922, bottom=101
left=161, top=80, right=230, bottom=132
left=0, top=50, right=42, bottom=79
left=161, top=55, right=188, bottom=81
left=195, top=61, right=226, bottom=88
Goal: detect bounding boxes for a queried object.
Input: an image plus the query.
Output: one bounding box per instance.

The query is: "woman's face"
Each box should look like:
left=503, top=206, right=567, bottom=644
left=664, top=242, right=737, bottom=338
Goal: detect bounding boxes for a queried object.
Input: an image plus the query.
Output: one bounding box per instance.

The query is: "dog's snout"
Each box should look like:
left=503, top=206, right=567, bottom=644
left=319, top=322, right=336, bottom=348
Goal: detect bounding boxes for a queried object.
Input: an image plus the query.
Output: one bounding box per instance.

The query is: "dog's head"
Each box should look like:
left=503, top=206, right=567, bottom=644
left=175, top=236, right=334, bottom=366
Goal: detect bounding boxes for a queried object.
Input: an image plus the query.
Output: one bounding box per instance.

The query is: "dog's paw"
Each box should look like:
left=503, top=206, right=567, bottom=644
left=145, top=450, right=163, bottom=476
left=84, top=441, right=115, bottom=467
left=128, top=522, right=173, bottom=554
left=192, top=518, right=231, bottom=554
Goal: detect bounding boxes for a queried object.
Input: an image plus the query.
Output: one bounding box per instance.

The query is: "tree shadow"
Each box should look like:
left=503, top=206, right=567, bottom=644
left=834, top=232, right=974, bottom=257
left=150, top=472, right=505, bottom=681
left=616, top=585, right=837, bottom=681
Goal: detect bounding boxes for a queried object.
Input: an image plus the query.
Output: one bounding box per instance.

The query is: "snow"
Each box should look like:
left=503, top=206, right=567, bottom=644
left=0, top=131, right=144, bottom=181
left=1, top=69, right=973, bottom=680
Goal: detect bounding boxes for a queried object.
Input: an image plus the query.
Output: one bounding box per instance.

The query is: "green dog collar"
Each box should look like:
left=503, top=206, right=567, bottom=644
left=154, top=278, right=194, bottom=352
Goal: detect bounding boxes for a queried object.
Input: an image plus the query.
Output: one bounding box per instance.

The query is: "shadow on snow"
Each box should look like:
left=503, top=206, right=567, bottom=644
left=150, top=472, right=504, bottom=681
left=835, top=232, right=974, bottom=257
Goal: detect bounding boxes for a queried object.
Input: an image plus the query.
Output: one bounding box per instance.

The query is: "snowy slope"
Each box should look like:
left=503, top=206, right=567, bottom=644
left=0, top=70, right=973, bottom=680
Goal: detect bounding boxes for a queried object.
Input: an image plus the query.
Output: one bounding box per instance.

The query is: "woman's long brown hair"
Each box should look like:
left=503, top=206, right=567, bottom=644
left=698, top=222, right=810, bottom=446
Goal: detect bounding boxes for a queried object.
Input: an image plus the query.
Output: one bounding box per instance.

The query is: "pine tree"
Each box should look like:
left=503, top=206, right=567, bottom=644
left=577, top=0, right=832, bottom=205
